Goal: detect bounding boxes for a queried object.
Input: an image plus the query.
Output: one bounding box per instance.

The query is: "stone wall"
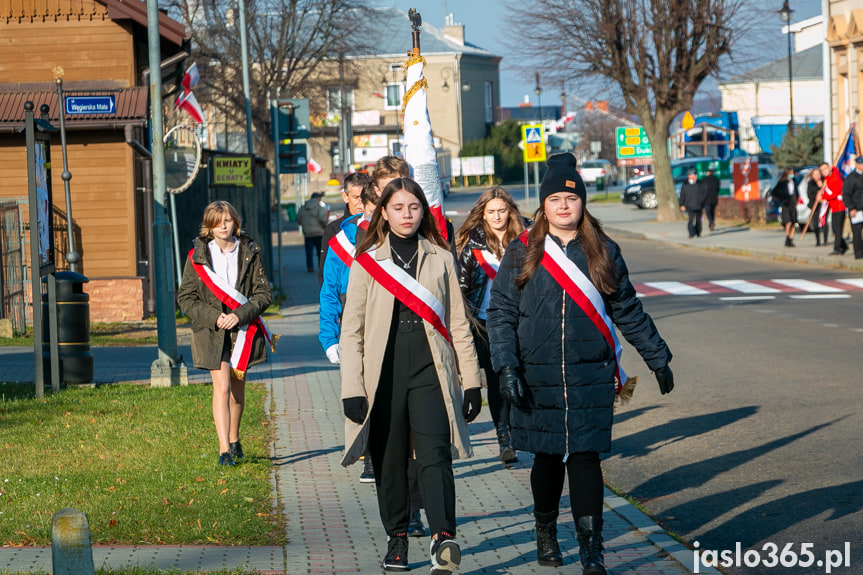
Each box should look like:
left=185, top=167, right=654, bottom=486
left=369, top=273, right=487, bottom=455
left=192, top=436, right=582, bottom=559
left=84, top=278, right=144, bottom=323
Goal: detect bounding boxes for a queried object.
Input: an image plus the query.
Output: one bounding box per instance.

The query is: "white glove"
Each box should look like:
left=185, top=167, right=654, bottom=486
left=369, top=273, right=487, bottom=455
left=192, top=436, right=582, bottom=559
left=326, top=344, right=340, bottom=365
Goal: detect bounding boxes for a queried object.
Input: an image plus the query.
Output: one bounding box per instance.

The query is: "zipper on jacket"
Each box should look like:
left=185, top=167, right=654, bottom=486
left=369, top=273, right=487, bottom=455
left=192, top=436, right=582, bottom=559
left=561, top=289, right=569, bottom=462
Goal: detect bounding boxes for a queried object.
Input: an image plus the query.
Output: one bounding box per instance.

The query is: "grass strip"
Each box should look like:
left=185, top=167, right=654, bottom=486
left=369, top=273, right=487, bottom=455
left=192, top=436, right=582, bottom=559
left=0, top=382, right=281, bottom=546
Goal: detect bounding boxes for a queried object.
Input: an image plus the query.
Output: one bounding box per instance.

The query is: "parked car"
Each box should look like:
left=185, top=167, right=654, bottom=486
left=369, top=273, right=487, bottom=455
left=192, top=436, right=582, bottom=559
left=622, top=157, right=717, bottom=209
left=622, top=174, right=689, bottom=209
left=578, top=159, right=618, bottom=185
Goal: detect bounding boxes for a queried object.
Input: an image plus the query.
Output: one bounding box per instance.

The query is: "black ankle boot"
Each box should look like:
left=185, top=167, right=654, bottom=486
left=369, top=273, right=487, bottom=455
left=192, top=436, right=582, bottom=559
left=535, top=511, right=562, bottom=567
left=496, top=423, right=517, bottom=467
left=576, top=516, right=606, bottom=575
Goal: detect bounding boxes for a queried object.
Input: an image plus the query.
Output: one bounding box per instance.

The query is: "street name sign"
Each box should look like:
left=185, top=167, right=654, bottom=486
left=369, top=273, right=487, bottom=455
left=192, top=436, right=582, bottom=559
left=616, top=126, right=652, bottom=159
left=521, top=124, right=546, bottom=163
left=64, top=96, right=116, bottom=115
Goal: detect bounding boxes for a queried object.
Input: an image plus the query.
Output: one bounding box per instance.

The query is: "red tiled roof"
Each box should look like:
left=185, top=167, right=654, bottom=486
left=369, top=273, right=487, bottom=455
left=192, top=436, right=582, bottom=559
left=0, top=88, right=148, bottom=132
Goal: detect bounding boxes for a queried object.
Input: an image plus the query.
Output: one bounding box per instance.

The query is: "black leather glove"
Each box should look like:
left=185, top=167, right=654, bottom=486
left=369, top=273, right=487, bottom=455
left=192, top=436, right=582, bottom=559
left=499, top=366, right=527, bottom=408
left=654, top=365, right=674, bottom=395
left=343, top=397, right=368, bottom=424
left=462, top=388, right=482, bottom=423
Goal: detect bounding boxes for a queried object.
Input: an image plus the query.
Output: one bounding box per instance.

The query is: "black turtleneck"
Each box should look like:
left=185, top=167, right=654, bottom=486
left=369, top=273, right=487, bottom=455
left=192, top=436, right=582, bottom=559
left=389, top=231, right=419, bottom=278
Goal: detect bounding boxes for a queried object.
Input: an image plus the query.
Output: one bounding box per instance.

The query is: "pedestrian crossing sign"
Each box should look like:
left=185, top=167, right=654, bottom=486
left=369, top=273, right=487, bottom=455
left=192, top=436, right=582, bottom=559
left=521, top=124, right=546, bottom=163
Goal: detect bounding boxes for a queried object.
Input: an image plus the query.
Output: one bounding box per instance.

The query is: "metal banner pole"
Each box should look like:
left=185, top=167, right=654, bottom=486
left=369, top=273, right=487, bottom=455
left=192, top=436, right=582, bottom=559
left=524, top=161, right=529, bottom=205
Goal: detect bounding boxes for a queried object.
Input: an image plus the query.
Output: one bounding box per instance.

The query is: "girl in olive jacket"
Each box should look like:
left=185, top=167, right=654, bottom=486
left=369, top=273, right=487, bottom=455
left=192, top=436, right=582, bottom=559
left=178, top=201, right=272, bottom=467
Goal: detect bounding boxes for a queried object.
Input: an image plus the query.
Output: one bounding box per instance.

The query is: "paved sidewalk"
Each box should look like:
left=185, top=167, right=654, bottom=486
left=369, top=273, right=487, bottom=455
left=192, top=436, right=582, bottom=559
left=0, top=224, right=707, bottom=574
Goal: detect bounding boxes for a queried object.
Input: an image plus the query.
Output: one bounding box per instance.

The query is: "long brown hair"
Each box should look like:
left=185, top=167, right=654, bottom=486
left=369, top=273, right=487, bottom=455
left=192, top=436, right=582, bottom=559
left=455, top=187, right=525, bottom=257
left=355, top=178, right=447, bottom=255
left=515, top=203, right=618, bottom=294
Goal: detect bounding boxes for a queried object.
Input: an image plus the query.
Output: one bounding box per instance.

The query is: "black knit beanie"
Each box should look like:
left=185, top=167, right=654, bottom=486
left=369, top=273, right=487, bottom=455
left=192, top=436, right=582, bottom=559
left=539, top=153, right=587, bottom=205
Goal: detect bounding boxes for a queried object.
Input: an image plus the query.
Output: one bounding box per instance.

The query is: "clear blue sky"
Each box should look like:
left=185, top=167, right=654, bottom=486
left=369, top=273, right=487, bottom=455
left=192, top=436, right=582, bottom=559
left=376, top=0, right=823, bottom=109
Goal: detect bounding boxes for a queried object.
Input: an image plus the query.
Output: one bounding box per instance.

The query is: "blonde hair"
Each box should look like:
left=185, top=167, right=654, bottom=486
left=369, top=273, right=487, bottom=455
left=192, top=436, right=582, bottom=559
left=372, top=156, right=410, bottom=189
left=455, top=187, right=524, bottom=257
left=200, top=201, right=242, bottom=239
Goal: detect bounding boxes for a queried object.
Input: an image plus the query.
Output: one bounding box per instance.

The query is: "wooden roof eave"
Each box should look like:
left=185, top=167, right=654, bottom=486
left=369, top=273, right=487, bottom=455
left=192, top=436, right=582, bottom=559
left=102, top=0, right=186, bottom=46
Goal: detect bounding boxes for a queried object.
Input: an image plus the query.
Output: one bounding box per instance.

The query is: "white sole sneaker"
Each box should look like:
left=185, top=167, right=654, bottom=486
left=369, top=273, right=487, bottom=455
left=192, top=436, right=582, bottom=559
left=430, top=539, right=461, bottom=574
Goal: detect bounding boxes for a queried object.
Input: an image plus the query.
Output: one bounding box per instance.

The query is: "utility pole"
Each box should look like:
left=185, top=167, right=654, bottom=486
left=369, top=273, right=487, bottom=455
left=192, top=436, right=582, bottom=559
left=146, top=0, right=187, bottom=387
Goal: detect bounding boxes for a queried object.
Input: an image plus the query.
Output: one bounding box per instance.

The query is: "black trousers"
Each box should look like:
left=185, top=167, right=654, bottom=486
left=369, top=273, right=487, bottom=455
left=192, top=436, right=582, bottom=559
left=704, top=203, right=716, bottom=229
left=531, top=452, right=604, bottom=521
left=687, top=209, right=703, bottom=237
left=832, top=211, right=848, bottom=253
left=474, top=320, right=508, bottom=430
left=369, top=312, right=454, bottom=537
left=851, top=220, right=863, bottom=259
left=303, top=235, right=322, bottom=271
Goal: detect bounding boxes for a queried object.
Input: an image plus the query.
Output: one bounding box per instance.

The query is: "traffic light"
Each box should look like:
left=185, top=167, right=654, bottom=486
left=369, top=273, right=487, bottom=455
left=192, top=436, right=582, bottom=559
left=275, top=98, right=310, bottom=141
left=272, top=98, right=310, bottom=174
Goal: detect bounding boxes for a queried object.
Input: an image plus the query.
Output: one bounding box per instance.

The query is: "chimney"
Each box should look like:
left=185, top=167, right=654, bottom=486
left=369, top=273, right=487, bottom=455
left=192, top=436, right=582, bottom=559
left=444, top=13, right=465, bottom=45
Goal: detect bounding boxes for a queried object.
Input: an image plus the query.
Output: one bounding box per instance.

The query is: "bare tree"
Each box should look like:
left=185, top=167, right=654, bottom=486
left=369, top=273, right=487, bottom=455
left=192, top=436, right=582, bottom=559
left=508, top=0, right=745, bottom=220
left=166, top=0, right=373, bottom=161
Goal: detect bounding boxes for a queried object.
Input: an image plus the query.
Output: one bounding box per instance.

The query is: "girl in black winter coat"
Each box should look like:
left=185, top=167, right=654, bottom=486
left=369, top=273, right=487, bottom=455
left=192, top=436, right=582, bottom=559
left=486, top=153, right=674, bottom=574
left=456, top=187, right=526, bottom=468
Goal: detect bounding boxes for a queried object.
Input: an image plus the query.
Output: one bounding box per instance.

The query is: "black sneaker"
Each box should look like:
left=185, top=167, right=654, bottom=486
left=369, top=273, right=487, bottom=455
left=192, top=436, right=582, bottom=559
left=218, top=452, right=235, bottom=466
left=359, top=457, right=375, bottom=484
left=430, top=530, right=461, bottom=574
left=382, top=532, right=409, bottom=572
left=229, top=441, right=244, bottom=459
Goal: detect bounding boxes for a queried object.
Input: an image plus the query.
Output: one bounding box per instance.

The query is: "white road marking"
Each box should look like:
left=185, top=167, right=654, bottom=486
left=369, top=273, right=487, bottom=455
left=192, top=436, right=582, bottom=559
left=788, top=294, right=851, bottom=300
left=718, top=296, right=776, bottom=301
left=711, top=279, right=780, bottom=293
left=642, top=281, right=710, bottom=295
left=771, top=279, right=844, bottom=292
left=835, top=278, right=863, bottom=289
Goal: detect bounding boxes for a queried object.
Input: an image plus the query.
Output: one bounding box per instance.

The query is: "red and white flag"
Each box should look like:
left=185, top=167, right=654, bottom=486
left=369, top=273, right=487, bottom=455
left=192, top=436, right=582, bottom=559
left=181, top=62, right=199, bottom=94
left=308, top=157, right=323, bottom=174
left=176, top=90, right=205, bottom=124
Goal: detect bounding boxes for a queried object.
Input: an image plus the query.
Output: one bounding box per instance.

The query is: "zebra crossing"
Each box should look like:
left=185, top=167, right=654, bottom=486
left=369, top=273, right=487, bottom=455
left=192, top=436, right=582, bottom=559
left=633, top=278, right=863, bottom=298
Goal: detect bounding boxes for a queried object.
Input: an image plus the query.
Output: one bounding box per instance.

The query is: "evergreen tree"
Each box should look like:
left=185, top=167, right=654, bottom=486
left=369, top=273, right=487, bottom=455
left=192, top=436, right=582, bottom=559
left=770, top=124, right=823, bottom=168
left=460, top=120, right=525, bottom=184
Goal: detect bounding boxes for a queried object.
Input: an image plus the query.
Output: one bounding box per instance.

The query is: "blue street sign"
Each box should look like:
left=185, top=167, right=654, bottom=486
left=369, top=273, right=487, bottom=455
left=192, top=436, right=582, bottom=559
left=525, top=127, right=542, bottom=143
left=65, top=96, right=116, bottom=115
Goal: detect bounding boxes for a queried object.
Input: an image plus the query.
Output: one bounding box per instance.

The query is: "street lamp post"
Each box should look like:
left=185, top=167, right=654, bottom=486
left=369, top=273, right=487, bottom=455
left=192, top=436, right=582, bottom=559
left=779, top=0, right=794, bottom=135
left=534, top=71, right=543, bottom=126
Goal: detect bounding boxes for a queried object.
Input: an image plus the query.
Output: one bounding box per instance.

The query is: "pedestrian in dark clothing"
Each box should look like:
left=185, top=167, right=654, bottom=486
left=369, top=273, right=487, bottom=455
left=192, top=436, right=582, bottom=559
left=297, top=192, right=329, bottom=272
left=318, top=172, right=371, bottom=286
left=806, top=168, right=827, bottom=246
left=340, top=178, right=482, bottom=573
left=178, top=201, right=274, bottom=467
left=843, top=156, right=863, bottom=259
left=772, top=167, right=798, bottom=247
left=456, top=187, right=527, bottom=469
left=702, top=168, right=720, bottom=231
left=678, top=170, right=706, bottom=238
left=487, top=153, right=674, bottom=574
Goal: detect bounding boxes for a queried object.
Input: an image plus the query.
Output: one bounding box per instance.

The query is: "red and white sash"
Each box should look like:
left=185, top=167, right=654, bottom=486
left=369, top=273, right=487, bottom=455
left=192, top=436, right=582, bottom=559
left=328, top=217, right=370, bottom=267
left=354, top=245, right=450, bottom=342
left=189, top=249, right=276, bottom=380
left=472, top=248, right=500, bottom=280
left=521, top=234, right=630, bottom=393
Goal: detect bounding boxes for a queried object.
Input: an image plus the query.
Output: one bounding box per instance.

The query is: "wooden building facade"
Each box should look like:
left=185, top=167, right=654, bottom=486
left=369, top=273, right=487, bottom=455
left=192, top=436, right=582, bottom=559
left=0, top=0, right=186, bottom=322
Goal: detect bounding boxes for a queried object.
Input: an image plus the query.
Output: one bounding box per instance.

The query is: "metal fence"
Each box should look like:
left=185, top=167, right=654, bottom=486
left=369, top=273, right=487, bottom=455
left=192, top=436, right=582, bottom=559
left=172, top=152, right=273, bottom=279
left=0, top=200, right=83, bottom=333
left=0, top=201, right=26, bottom=335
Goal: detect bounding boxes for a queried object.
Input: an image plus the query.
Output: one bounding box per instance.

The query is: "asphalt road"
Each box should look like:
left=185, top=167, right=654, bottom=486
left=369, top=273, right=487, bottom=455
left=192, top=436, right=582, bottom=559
left=446, top=187, right=861, bottom=575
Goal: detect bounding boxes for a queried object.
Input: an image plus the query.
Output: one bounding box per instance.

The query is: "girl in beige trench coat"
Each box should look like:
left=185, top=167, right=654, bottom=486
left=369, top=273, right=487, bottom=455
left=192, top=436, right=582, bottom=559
left=339, top=178, right=482, bottom=574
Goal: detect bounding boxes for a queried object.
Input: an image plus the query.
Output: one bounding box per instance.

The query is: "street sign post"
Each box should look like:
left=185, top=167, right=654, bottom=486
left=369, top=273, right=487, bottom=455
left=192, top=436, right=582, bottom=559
left=64, top=96, right=116, bottom=115
left=521, top=124, right=545, bottom=207
left=616, top=126, right=652, bottom=160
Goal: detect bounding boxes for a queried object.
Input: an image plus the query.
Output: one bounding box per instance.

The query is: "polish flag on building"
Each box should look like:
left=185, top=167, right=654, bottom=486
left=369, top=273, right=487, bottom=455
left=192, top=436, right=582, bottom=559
left=308, top=157, right=323, bottom=174
left=181, top=62, right=199, bottom=94
left=176, top=90, right=205, bottom=124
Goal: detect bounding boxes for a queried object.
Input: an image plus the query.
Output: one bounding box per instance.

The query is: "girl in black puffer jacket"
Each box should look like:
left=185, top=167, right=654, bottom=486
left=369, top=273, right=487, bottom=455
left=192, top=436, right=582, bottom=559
left=486, top=154, right=674, bottom=574
left=456, top=187, right=527, bottom=468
